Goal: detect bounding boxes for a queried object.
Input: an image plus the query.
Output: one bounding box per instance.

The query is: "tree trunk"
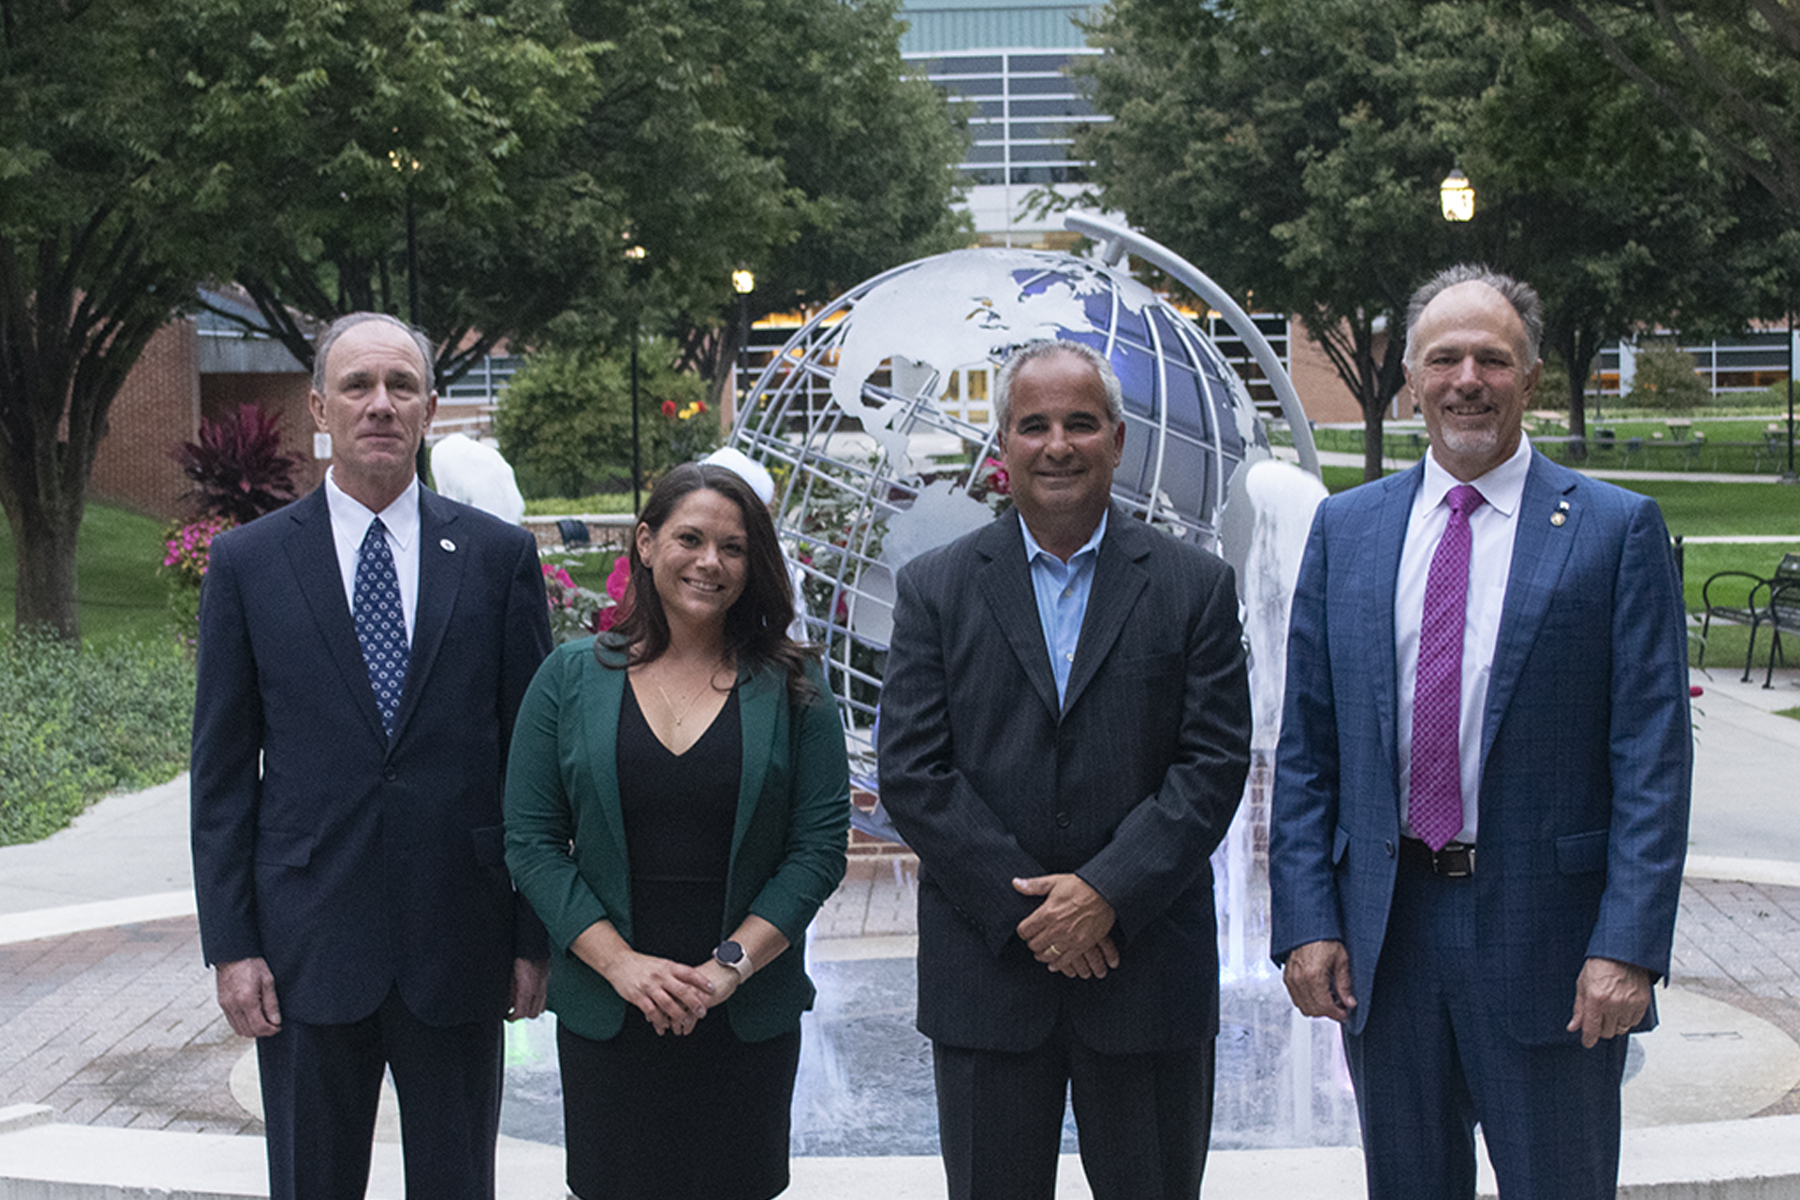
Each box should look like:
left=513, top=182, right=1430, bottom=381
left=1362, top=399, right=1387, bottom=482
left=1564, top=366, right=1590, bottom=461
left=5, top=496, right=81, bottom=640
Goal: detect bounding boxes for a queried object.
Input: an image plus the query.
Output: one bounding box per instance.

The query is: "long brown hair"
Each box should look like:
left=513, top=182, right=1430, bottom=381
left=603, top=463, right=816, bottom=699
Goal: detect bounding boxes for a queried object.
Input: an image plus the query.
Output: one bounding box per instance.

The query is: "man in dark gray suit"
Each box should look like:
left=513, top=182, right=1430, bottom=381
left=879, top=339, right=1253, bottom=1200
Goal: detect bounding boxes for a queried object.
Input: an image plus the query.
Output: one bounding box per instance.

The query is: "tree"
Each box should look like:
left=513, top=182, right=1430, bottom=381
left=190, top=0, right=604, bottom=385
left=1078, top=0, right=1494, bottom=480
left=494, top=336, right=703, bottom=498
left=1543, top=1, right=1800, bottom=211
left=555, top=0, right=970, bottom=400
left=1466, top=10, right=1745, bottom=446
left=1, top=0, right=258, bottom=638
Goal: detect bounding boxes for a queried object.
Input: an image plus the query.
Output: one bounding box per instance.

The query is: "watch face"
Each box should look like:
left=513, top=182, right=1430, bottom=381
left=715, top=940, right=744, bottom=966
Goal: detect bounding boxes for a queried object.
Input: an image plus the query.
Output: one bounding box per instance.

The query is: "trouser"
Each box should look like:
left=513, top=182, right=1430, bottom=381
left=256, top=985, right=503, bottom=1200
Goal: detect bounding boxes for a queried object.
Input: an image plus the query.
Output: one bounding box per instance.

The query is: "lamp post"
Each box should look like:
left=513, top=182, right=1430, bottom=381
left=1440, top=166, right=1475, bottom=223
left=388, top=145, right=423, bottom=327
left=733, top=268, right=756, bottom=411
left=626, top=243, right=648, bottom=513
left=1786, top=307, right=1797, bottom=484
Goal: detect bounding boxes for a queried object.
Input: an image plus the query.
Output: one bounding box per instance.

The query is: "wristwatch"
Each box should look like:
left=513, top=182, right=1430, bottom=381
left=713, top=939, right=753, bottom=982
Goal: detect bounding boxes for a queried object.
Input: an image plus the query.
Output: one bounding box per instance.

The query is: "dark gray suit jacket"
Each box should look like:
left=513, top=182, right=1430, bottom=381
left=878, top=508, right=1252, bottom=1054
left=191, top=484, right=552, bottom=1028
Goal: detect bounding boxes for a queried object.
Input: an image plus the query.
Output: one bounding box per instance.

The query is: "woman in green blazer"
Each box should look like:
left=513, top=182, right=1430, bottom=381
left=504, top=463, right=849, bottom=1200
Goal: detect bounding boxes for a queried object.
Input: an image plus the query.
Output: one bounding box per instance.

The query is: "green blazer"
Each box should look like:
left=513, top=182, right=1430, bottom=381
left=504, top=636, right=849, bottom=1042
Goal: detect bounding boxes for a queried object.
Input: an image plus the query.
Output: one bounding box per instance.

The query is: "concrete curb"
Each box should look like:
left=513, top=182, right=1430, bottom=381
left=3, top=1116, right=1799, bottom=1199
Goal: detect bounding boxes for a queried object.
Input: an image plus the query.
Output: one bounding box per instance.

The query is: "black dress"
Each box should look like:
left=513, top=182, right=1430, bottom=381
left=558, top=680, right=802, bottom=1200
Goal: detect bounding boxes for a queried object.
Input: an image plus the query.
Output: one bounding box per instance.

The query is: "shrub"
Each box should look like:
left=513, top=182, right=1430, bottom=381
left=494, top=338, right=705, bottom=499
left=160, top=515, right=234, bottom=646
left=171, top=403, right=302, bottom=524
left=0, top=633, right=194, bottom=845
left=1626, top=342, right=1710, bottom=412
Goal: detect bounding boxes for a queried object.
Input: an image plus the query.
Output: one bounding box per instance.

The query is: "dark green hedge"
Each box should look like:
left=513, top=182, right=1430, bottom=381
left=0, top=634, right=193, bottom=846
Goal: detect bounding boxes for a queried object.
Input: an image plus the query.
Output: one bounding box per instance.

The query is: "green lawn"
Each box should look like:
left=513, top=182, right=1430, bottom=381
left=0, top=505, right=174, bottom=645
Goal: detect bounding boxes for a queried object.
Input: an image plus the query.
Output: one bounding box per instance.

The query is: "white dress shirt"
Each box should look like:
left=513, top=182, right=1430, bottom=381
left=323, top=469, right=423, bottom=642
left=1394, top=436, right=1533, bottom=843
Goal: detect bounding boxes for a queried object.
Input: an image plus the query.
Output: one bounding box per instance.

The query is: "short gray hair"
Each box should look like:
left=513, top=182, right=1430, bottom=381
left=994, top=339, right=1125, bottom=433
left=1404, top=265, right=1543, bottom=368
left=312, top=312, right=436, bottom=393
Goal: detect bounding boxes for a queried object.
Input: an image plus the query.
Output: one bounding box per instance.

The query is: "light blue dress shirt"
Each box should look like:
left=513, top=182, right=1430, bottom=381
left=1020, top=511, right=1108, bottom=708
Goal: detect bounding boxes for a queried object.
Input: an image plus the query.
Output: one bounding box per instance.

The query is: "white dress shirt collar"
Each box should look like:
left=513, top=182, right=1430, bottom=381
left=1419, top=433, right=1533, bottom=521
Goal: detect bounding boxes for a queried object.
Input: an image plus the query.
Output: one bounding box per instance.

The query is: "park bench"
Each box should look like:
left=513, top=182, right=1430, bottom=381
left=1698, top=553, right=1800, bottom=688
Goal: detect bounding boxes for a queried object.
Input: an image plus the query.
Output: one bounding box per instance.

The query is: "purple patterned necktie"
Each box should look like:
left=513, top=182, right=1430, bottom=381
left=1409, top=484, right=1485, bottom=851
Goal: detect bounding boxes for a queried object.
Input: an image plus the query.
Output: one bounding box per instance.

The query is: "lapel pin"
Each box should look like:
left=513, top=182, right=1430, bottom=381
left=440, top=538, right=457, bottom=552
left=1551, top=500, right=1570, bottom=527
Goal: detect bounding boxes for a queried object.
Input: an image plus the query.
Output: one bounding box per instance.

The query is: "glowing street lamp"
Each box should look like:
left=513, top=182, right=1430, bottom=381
left=1440, top=166, right=1475, bottom=222
left=733, top=268, right=756, bottom=405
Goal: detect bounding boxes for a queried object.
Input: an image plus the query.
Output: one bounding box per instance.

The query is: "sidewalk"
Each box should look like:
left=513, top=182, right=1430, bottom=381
left=1, top=666, right=1799, bottom=1197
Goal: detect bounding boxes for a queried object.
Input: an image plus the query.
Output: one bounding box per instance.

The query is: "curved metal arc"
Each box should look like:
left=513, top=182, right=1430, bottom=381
left=1063, top=213, right=1321, bottom=480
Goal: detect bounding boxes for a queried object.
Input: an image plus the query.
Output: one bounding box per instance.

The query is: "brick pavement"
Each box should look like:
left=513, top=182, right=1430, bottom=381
left=1671, top=877, right=1800, bottom=1116
left=2, top=865, right=1797, bottom=1136
left=0, top=917, right=255, bottom=1135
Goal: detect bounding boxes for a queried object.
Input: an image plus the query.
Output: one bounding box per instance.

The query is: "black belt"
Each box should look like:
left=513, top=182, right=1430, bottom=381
left=1399, top=838, right=1475, bottom=877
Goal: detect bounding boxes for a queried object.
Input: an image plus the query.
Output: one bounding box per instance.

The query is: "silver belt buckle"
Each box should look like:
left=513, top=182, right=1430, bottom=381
left=1433, top=842, right=1475, bottom=877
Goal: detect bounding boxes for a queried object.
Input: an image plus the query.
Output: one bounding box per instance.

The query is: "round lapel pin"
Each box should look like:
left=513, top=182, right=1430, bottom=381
left=440, top=538, right=457, bottom=552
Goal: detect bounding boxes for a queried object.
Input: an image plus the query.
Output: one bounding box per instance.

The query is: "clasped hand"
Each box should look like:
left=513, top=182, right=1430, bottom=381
left=1014, top=873, right=1120, bottom=979
left=603, top=951, right=739, bottom=1036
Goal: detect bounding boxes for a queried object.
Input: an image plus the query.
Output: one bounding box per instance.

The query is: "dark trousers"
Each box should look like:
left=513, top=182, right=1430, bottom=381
left=1345, top=864, right=1630, bottom=1200
left=933, top=1017, right=1215, bottom=1200
left=256, top=985, right=503, bottom=1200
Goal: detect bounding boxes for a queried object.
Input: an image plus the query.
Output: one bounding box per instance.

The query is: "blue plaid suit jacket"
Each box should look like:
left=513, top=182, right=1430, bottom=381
left=1269, top=451, right=1692, bottom=1044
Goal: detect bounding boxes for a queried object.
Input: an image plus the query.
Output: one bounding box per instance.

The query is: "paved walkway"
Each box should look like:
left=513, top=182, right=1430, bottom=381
left=0, top=667, right=1797, bottom=1195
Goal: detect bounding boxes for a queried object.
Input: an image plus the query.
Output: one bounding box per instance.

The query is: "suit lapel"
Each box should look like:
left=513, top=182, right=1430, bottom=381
left=731, top=666, right=779, bottom=864
left=394, top=489, right=465, bottom=744
left=1061, top=512, right=1149, bottom=718
left=974, top=512, right=1060, bottom=719
left=1481, top=452, right=1580, bottom=766
left=284, top=488, right=389, bottom=744
left=1370, top=468, right=1422, bottom=791
left=583, top=645, right=630, bottom=857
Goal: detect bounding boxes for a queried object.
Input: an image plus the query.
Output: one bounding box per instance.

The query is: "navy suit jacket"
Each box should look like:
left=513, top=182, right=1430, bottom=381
left=879, top=508, right=1252, bottom=1054
left=191, top=484, right=552, bottom=1028
left=1268, top=452, right=1692, bottom=1044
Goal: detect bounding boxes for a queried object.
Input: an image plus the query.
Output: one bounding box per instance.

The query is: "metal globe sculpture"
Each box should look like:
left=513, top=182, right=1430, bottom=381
left=731, top=241, right=1272, bottom=788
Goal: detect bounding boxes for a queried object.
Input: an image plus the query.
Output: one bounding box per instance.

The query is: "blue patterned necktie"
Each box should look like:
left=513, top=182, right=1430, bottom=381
left=354, top=517, right=408, bottom=738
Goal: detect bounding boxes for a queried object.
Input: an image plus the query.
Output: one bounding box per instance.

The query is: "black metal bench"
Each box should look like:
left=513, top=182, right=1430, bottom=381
left=1699, top=553, right=1800, bottom=687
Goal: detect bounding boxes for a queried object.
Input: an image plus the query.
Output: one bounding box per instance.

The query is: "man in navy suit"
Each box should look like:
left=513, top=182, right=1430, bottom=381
left=191, top=312, right=553, bottom=1199
left=880, top=340, right=1252, bottom=1200
left=1269, top=267, right=1691, bottom=1199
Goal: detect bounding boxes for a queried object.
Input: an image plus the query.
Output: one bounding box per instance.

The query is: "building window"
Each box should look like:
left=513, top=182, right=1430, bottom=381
left=910, top=49, right=1107, bottom=191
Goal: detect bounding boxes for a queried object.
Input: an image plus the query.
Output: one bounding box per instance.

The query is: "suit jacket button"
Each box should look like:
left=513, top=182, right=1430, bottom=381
left=1385, top=840, right=1395, bottom=857
left=384, top=768, right=398, bottom=782
left=1056, top=812, right=1071, bottom=829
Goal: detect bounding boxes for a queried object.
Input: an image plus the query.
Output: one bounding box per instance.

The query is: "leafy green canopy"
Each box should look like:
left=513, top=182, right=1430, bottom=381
left=1078, top=0, right=1485, bottom=478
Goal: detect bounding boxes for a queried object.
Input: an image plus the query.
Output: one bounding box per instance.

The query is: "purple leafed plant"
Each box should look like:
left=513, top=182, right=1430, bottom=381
left=171, top=403, right=302, bottom=524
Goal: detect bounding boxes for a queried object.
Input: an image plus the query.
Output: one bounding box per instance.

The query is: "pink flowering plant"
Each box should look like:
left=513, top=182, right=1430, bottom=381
left=541, top=558, right=614, bottom=645
left=160, top=516, right=235, bottom=645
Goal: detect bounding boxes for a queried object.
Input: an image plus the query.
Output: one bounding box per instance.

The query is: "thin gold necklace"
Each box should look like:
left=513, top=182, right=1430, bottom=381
left=654, top=670, right=714, bottom=728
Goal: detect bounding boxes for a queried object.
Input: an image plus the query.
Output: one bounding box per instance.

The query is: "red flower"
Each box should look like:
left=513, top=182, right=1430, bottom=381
left=660, top=400, right=677, bottom=417
left=695, top=400, right=707, bottom=414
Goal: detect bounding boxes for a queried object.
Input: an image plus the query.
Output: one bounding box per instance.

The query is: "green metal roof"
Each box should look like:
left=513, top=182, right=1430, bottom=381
left=896, top=2, right=1100, bottom=53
